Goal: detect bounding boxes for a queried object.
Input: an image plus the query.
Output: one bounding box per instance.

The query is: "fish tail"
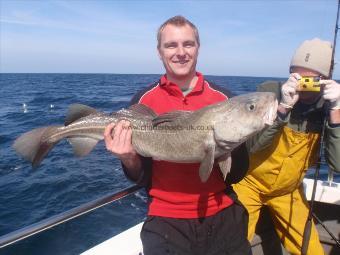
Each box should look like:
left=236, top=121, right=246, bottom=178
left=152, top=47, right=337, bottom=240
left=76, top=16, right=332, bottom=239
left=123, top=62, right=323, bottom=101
left=13, top=126, right=62, bottom=167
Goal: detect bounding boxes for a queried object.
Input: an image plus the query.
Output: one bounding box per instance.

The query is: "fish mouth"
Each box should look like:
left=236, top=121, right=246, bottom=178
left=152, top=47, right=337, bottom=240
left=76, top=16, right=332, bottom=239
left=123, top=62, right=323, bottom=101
left=263, top=99, right=278, bottom=126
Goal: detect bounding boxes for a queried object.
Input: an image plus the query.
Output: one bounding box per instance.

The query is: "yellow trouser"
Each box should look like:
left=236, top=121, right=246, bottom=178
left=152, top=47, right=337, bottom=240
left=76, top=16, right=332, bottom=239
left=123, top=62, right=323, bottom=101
left=234, top=181, right=324, bottom=255
left=233, top=126, right=324, bottom=254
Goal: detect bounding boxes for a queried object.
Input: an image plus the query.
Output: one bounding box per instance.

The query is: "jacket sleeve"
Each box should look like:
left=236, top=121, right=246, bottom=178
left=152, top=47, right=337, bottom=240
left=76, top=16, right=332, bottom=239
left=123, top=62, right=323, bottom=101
left=246, top=116, right=288, bottom=153
left=324, top=124, right=340, bottom=173
left=225, top=143, right=249, bottom=184
left=121, top=156, right=152, bottom=187
left=246, top=81, right=287, bottom=153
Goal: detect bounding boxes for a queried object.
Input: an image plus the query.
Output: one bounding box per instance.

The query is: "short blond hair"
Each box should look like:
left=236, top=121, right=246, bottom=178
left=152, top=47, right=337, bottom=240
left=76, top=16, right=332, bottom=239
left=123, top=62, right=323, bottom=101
left=157, top=15, right=200, bottom=49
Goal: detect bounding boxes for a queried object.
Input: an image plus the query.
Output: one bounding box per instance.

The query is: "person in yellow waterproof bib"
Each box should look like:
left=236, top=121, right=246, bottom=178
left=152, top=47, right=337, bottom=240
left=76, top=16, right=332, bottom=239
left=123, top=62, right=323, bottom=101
left=233, top=38, right=340, bottom=255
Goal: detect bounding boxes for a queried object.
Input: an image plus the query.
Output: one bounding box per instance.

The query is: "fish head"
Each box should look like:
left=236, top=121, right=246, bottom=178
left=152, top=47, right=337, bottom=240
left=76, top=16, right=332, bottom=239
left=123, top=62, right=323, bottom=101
left=214, top=92, right=278, bottom=147
left=238, top=91, right=278, bottom=126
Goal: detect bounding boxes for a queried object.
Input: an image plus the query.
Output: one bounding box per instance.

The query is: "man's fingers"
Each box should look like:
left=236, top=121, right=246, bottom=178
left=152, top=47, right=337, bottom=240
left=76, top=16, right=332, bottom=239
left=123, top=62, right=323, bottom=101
left=287, top=87, right=295, bottom=94
left=286, top=83, right=298, bottom=90
left=118, top=121, right=128, bottom=147
left=321, top=80, right=337, bottom=91
left=104, top=120, right=133, bottom=154
left=123, top=121, right=133, bottom=148
left=290, top=73, right=301, bottom=81
left=104, top=123, right=115, bottom=146
left=112, top=121, right=125, bottom=146
left=120, top=120, right=133, bottom=148
left=319, top=79, right=333, bottom=85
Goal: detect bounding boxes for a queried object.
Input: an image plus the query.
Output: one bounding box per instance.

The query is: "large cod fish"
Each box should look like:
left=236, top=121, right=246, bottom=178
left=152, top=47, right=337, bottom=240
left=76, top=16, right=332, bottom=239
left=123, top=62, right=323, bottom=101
left=13, top=92, right=278, bottom=182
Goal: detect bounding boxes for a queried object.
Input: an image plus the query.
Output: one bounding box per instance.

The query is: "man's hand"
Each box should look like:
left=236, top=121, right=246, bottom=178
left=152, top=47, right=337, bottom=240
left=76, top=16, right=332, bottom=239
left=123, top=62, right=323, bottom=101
left=104, top=120, right=142, bottom=179
left=321, top=79, right=340, bottom=110
left=280, top=73, right=301, bottom=109
left=104, top=120, right=136, bottom=159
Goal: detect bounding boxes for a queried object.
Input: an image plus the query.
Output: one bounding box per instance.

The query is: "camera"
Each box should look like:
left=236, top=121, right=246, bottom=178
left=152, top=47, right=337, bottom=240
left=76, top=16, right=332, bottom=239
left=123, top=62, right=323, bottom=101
left=298, top=77, right=321, bottom=92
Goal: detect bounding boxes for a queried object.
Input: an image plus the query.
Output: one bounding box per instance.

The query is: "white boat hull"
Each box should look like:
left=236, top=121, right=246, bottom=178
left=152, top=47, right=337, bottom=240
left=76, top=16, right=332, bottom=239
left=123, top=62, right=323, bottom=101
left=82, top=178, right=340, bottom=255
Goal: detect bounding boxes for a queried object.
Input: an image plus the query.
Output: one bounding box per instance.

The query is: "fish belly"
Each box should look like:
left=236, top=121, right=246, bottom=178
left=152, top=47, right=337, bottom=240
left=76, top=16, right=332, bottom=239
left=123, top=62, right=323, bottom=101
left=132, top=129, right=209, bottom=163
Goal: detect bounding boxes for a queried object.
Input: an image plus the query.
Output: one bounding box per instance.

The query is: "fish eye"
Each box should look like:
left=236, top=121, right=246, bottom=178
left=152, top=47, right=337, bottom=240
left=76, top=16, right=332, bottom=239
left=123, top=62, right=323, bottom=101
left=246, top=103, right=256, bottom=111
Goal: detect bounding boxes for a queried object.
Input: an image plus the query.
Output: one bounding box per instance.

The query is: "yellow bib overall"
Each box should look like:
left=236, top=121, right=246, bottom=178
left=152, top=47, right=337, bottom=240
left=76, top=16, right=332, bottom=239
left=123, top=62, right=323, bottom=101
left=234, top=126, right=324, bottom=255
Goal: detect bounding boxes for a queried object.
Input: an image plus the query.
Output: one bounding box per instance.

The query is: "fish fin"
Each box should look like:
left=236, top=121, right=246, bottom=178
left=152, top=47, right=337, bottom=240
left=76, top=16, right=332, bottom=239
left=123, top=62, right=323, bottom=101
left=128, top=104, right=158, bottom=118
left=114, top=104, right=157, bottom=120
left=152, top=110, right=193, bottom=126
left=65, top=104, right=98, bottom=126
left=68, top=137, right=99, bottom=157
left=199, top=143, right=215, bottom=182
left=217, top=153, right=232, bottom=180
left=13, top=126, right=61, bottom=167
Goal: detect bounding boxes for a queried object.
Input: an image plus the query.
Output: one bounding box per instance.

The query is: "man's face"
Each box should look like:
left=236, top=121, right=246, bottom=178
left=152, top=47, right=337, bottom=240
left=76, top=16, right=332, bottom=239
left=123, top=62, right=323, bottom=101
left=158, top=24, right=199, bottom=80
left=291, top=67, right=323, bottom=102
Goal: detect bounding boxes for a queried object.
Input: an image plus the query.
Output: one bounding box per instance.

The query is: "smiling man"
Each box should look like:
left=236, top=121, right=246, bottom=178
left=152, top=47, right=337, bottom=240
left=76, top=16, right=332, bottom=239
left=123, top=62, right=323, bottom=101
left=156, top=19, right=199, bottom=90
left=104, top=16, right=251, bottom=255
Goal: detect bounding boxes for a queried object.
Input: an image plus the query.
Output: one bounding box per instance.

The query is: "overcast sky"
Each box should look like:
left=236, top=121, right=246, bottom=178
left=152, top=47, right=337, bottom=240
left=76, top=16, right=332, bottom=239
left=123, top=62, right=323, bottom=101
left=1, top=0, right=340, bottom=78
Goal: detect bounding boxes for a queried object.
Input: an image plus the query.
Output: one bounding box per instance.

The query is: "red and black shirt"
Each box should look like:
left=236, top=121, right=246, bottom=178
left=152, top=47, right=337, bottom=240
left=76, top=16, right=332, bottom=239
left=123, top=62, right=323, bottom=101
left=124, top=72, right=248, bottom=218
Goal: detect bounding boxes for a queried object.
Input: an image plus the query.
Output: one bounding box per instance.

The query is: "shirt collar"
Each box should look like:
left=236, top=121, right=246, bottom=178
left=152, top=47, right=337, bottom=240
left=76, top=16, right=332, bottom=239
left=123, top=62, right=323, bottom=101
left=160, top=72, right=205, bottom=97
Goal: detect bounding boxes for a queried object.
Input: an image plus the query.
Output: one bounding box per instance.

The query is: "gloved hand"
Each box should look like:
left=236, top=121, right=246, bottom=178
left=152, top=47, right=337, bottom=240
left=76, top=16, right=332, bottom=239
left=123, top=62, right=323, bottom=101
left=280, top=73, right=301, bottom=108
left=321, top=80, right=340, bottom=110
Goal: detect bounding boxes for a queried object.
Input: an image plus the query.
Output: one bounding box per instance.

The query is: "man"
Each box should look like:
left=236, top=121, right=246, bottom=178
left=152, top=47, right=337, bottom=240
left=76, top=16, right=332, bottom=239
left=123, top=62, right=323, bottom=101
left=104, top=16, right=251, bottom=254
left=233, top=38, right=340, bottom=255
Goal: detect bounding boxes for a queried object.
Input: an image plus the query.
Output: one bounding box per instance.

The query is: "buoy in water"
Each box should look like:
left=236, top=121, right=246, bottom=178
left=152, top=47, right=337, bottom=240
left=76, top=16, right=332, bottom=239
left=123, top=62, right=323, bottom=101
left=22, top=103, right=28, bottom=113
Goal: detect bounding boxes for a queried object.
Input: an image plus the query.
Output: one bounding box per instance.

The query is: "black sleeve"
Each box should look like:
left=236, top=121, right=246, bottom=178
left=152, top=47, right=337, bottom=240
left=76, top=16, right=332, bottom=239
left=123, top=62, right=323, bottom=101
left=129, top=80, right=160, bottom=105
left=121, top=157, right=152, bottom=187
left=206, top=80, right=234, bottom=97
left=225, top=143, right=249, bottom=184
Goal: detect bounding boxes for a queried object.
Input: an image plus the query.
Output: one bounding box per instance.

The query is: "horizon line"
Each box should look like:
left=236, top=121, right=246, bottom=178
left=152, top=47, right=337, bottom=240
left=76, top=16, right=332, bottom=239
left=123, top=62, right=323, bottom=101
left=0, top=72, right=287, bottom=79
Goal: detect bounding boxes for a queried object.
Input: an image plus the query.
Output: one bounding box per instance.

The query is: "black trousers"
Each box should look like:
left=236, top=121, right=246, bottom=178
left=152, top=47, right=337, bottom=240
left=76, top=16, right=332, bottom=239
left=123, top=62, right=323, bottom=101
left=141, top=201, right=251, bottom=255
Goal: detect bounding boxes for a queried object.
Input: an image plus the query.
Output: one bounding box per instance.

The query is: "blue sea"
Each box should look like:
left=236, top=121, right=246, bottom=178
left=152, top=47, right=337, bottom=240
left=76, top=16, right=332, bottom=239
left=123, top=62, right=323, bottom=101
left=0, top=73, right=338, bottom=255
